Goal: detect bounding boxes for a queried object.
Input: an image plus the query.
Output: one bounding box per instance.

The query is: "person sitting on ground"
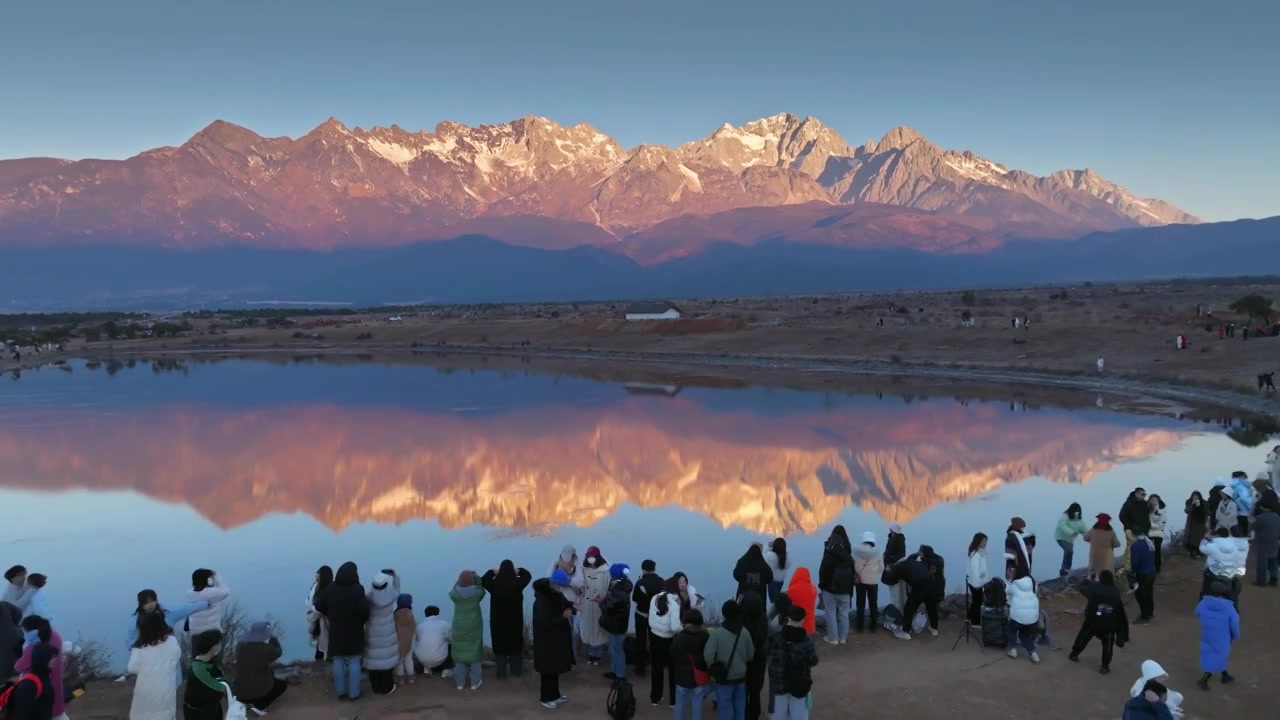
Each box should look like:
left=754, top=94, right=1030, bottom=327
left=234, top=620, right=288, bottom=714
left=1123, top=680, right=1177, bottom=720
left=183, top=629, right=229, bottom=720
left=1005, top=570, right=1040, bottom=663
left=668, top=608, right=711, bottom=718
left=768, top=605, right=818, bottom=720
left=1194, top=582, right=1239, bottom=691
left=1068, top=570, right=1129, bottom=674
left=1128, top=660, right=1184, bottom=719
left=412, top=606, right=453, bottom=678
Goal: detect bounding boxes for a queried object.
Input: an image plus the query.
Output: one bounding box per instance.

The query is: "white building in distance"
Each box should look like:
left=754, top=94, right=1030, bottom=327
left=624, top=302, right=682, bottom=321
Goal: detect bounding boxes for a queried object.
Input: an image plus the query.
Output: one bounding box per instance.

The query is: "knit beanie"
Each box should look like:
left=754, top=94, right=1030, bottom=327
left=397, top=593, right=412, bottom=610
left=550, top=568, right=571, bottom=587
left=610, top=563, right=631, bottom=581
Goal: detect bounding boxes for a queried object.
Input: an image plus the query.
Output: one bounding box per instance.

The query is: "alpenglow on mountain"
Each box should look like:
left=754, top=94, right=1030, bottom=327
left=0, top=113, right=1198, bottom=255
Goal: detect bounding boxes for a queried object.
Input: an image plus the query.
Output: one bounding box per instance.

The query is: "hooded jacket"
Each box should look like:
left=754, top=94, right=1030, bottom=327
left=1200, top=536, right=1248, bottom=578
left=1214, top=494, right=1239, bottom=531
left=1128, top=660, right=1184, bottom=718
left=1194, top=595, right=1239, bottom=673
left=448, top=579, right=487, bottom=664
left=531, top=579, right=575, bottom=676
left=481, top=566, right=532, bottom=657
left=883, top=531, right=906, bottom=566
left=852, top=543, right=883, bottom=586
left=364, top=573, right=402, bottom=670
left=184, top=573, right=230, bottom=635
left=1119, top=493, right=1152, bottom=535
left=1054, top=513, right=1088, bottom=542
left=1007, top=576, right=1040, bottom=625
left=1077, top=578, right=1129, bottom=643
left=785, top=569, right=818, bottom=635
left=315, top=562, right=371, bottom=657
left=1229, top=476, right=1255, bottom=515
left=733, top=547, right=774, bottom=601
left=818, top=531, right=856, bottom=595
left=1123, top=695, right=1176, bottom=720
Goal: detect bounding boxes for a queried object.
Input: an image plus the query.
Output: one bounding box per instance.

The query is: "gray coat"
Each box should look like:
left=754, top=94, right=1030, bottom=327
left=363, top=574, right=402, bottom=670
left=1253, top=510, right=1280, bottom=561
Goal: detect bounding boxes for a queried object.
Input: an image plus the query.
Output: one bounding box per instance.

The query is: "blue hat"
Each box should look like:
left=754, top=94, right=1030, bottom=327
left=550, top=568, right=571, bottom=586
left=397, top=593, right=412, bottom=609
left=609, top=563, right=631, bottom=581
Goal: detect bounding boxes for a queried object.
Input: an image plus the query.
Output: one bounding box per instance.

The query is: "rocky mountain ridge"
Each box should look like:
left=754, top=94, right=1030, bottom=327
left=0, top=113, right=1198, bottom=254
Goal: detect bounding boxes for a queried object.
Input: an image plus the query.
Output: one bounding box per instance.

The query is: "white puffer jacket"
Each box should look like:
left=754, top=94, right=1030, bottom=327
left=1200, top=536, right=1248, bottom=577
left=1006, top=576, right=1039, bottom=625
left=648, top=590, right=695, bottom=640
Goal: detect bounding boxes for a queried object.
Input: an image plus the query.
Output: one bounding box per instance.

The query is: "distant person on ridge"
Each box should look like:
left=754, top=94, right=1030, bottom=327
left=1054, top=503, right=1088, bottom=577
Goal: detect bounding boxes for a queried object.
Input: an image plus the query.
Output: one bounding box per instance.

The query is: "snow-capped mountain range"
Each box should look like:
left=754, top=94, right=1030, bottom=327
left=0, top=113, right=1198, bottom=255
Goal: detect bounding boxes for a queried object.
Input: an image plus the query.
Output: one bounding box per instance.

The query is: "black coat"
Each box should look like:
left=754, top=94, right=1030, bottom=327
left=818, top=538, right=856, bottom=595
left=234, top=638, right=283, bottom=701
left=0, top=602, right=23, bottom=681
left=481, top=567, right=532, bottom=656
left=669, top=628, right=710, bottom=689
left=732, top=553, right=773, bottom=601
left=315, top=562, right=370, bottom=658
left=1119, top=493, right=1152, bottom=535
left=883, top=532, right=906, bottom=566
left=600, top=578, right=633, bottom=636
left=531, top=579, right=575, bottom=675
left=885, top=558, right=933, bottom=590
left=632, top=572, right=665, bottom=616
left=1077, top=579, right=1129, bottom=645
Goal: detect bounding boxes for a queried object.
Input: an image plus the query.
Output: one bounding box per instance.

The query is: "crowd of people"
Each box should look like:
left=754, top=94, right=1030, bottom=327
left=1, top=447, right=1276, bottom=720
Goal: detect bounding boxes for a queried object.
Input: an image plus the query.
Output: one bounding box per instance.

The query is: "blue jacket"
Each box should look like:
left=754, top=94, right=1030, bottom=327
left=1123, top=696, right=1174, bottom=720
left=125, top=601, right=208, bottom=651
left=1129, top=537, right=1157, bottom=576
left=1194, top=595, right=1239, bottom=673
left=1230, top=476, right=1255, bottom=514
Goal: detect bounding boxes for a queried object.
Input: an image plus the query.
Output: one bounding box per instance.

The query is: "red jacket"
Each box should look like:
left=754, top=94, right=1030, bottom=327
left=786, top=568, right=818, bottom=635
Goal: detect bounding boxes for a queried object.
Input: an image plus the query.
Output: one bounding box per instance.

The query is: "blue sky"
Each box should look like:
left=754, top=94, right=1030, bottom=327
left=1, top=0, right=1275, bottom=221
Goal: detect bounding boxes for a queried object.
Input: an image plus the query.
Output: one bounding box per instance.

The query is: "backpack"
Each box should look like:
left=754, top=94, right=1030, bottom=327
left=708, top=628, right=743, bottom=684
left=0, top=674, right=43, bottom=712
left=607, top=677, right=637, bottom=719
left=981, top=578, right=1007, bottom=608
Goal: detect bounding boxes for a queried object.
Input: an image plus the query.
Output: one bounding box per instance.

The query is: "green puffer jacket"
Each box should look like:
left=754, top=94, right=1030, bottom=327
left=449, top=584, right=488, bottom=664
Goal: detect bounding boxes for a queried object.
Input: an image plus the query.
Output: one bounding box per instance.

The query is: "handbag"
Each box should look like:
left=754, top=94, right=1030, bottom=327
left=222, top=682, right=248, bottom=720
left=689, top=653, right=711, bottom=686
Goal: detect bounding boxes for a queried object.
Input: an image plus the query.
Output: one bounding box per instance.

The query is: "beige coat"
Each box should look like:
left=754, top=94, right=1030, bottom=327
left=1083, top=527, right=1120, bottom=576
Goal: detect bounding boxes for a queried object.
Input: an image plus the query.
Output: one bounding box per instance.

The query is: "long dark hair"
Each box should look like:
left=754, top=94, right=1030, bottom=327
left=1187, top=490, right=1204, bottom=505
left=133, top=610, right=174, bottom=649
left=497, top=559, right=517, bottom=582
left=1065, top=503, right=1082, bottom=520
left=135, top=589, right=158, bottom=616
left=315, top=565, right=334, bottom=595
left=1149, top=494, right=1166, bottom=510
left=655, top=576, right=681, bottom=617
left=771, top=538, right=788, bottom=570
left=968, top=532, right=987, bottom=555
left=20, top=615, right=51, bottom=644
left=192, top=568, right=214, bottom=592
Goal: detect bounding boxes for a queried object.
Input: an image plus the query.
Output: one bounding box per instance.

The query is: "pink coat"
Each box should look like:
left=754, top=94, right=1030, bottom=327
left=17, top=628, right=64, bottom=716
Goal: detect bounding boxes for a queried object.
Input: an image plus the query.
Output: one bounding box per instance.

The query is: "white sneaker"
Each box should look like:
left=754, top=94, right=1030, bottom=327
left=471, top=680, right=483, bottom=691
left=441, top=669, right=453, bottom=679
left=249, top=708, right=268, bottom=717
left=823, top=636, right=839, bottom=646
left=928, top=628, right=938, bottom=637
left=387, top=684, right=398, bottom=696
left=1030, top=652, right=1041, bottom=664
left=555, top=696, right=569, bottom=705
left=541, top=700, right=557, bottom=708
left=1007, top=648, right=1018, bottom=658
left=839, top=639, right=847, bottom=645
left=114, top=675, right=129, bottom=683
left=893, top=630, right=911, bottom=640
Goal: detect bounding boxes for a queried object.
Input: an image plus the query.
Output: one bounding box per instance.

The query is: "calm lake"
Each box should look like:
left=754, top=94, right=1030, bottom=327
left=0, top=357, right=1266, bottom=662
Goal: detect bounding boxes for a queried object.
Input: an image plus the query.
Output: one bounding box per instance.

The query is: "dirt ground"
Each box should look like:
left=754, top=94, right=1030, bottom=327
left=80, top=550, right=1275, bottom=719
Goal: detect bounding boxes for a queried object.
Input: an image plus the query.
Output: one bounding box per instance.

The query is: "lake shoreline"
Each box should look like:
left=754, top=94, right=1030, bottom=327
left=10, top=340, right=1277, bottom=422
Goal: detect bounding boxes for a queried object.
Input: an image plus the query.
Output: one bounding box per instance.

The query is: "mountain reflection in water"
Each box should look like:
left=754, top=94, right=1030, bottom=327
left=0, top=387, right=1188, bottom=534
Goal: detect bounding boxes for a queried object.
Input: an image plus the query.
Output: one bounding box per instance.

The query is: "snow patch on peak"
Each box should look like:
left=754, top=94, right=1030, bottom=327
left=364, top=137, right=421, bottom=167
left=944, top=153, right=1009, bottom=184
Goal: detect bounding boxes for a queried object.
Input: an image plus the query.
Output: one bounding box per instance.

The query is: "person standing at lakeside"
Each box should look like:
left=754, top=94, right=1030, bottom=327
left=448, top=570, right=487, bottom=692
left=1194, top=582, right=1239, bottom=691
left=306, top=566, right=333, bottom=662
left=182, top=630, right=228, bottom=720
left=481, top=560, right=533, bottom=680
left=1118, top=489, right=1151, bottom=586
left=817, top=526, right=855, bottom=646
left=1183, top=493, right=1209, bottom=558
left=763, top=539, right=789, bottom=605
left=1004, top=518, right=1034, bottom=579
left=1005, top=570, right=1041, bottom=663
left=668, top=608, right=710, bottom=720
left=127, top=611, right=183, bottom=720
left=578, top=547, right=612, bottom=667
left=125, top=590, right=209, bottom=657
left=2, top=567, right=34, bottom=617
left=733, top=544, right=773, bottom=604
left=883, top=525, right=907, bottom=618
left=16, top=615, right=64, bottom=720
left=600, top=563, right=633, bottom=682
left=313, top=561, right=370, bottom=701
left=1213, top=486, right=1239, bottom=539
left=5, top=641, right=56, bottom=720
left=1054, top=503, right=1088, bottom=577
left=851, top=531, right=883, bottom=634
left=965, top=533, right=989, bottom=627
left=1229, top=471, right=1255, bottom=536
left=648, top=577, right=686, bottom=708
left=532, top=570, right=574, bottom=710
left=1084, top=513, right=1121, bottom=580
left=767, top=606, right=817, bottom=720
left=1148, top=495, right=1168, bottom=573
left=703, top=600, right=755, bottom=720
left=393, top=594, right=417, bottom=685
left=738, top=592, right=768, bottom=720
left=185, top=569, right=230, bottom=635
left=1250, top=497, right=1280, bottom=587
left=631, top=560, right=664, bottom=676
left=363, top=571, right=402, bottom=695
left=1067, top=570, right=1129, bottom=674
left=1129, top=531, right=1158, bottom=624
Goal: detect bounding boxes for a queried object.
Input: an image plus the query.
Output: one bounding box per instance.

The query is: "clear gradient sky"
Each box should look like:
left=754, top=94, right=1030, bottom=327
left=2, top=0, right=1275, bottom=221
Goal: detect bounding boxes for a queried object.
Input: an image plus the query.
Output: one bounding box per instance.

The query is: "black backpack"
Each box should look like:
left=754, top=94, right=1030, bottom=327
left=607, top=677, right=637, bottom=719
left=981, top=578, right=1007, bottom=608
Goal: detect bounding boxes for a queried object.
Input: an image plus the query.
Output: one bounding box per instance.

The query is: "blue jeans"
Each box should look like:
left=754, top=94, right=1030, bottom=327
left=767, top=581, right=784, bottom=605
left=608, top=634, right=626, bottom=678
left=331, top=655, right=362, bottom=699
left=1006, top=621, right=1036, bottom=654
left=820, top=591, right=851, bottom=642
left=1057, top=539, right=1074, bottom=575
left=454, top=661, right=482, bottom=689
left=674, top=684, right=708, bottom=720
left=715, top=682, right=746, bottom=720
left=774, top=693, right=809, bottom=720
